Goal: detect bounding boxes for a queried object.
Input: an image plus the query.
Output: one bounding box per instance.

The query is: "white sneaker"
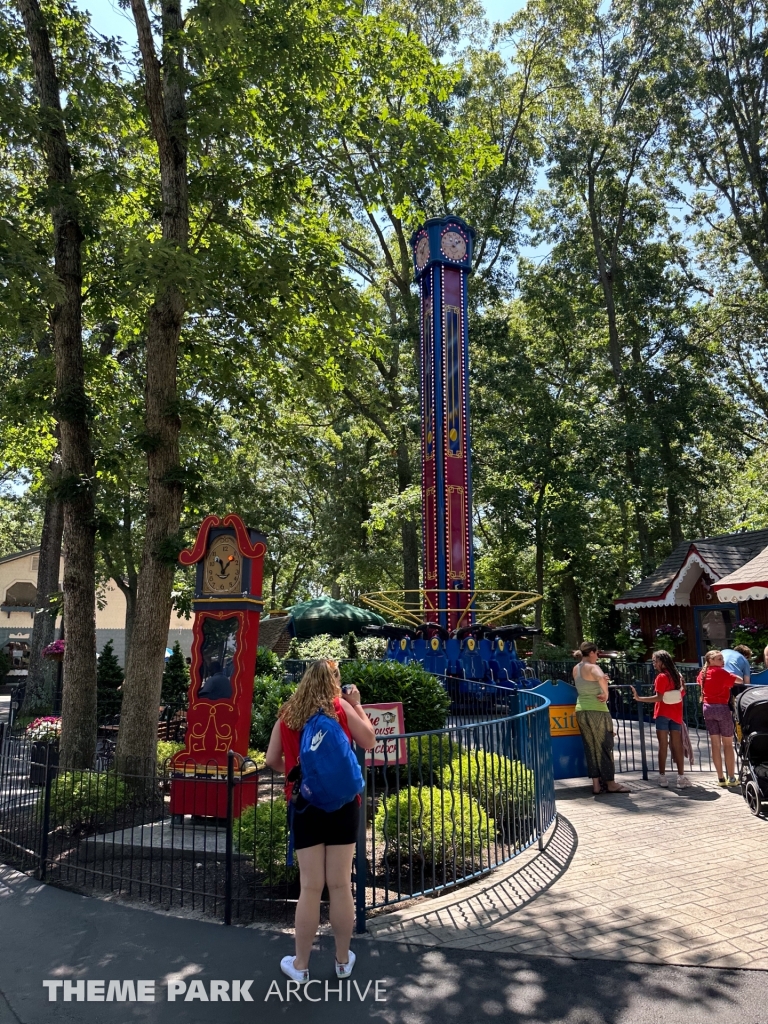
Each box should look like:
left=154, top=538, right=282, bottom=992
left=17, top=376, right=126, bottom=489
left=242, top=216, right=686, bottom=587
left=658, top=775, right=669, bottom=788
left=280, top=956, right=309, bottom=983
left=335, top=950, right=356, bottom=978
left=677, top=774, right=692, bottom=789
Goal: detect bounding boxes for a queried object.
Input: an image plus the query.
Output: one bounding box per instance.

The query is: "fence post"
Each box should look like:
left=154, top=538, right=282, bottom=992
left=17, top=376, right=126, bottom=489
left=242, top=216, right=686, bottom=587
left=637, top=693, right=649, bottom=781
left=354, top=745, right=367, bottom=935
left=37, top=747, right=54, bottom=882
left=224, top=750, right=234, bottom=926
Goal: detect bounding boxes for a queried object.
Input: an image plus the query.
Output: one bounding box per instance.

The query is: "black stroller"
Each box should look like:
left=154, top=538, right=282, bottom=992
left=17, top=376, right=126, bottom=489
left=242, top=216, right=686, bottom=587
left=735, top=686, right=768, bottom=817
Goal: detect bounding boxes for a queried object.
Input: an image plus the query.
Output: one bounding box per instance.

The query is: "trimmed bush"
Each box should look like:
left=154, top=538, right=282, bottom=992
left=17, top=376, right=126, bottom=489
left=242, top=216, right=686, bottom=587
left=407, top=734, right=456, bottom=784
left=255, top=647, right=283, bottom=678
left=441, top=751, right=535, bottom=813
left=375, top=786, right=492, bottom=864
left=45, top=770, right=128, bottom=828
left=235, top=796, right=297, bottom=882
left=161, top=642, right=189, bottom=706
left=250, top=675, right=296, bottom=752
left=157, top=740, right=184, bottom=765
left=341, top=661, right=449, bottom=734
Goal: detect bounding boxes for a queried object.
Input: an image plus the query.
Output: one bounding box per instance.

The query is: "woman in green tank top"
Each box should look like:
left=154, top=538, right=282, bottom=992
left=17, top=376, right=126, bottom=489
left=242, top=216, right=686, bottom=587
left=572, top=642, right=630, bottom=794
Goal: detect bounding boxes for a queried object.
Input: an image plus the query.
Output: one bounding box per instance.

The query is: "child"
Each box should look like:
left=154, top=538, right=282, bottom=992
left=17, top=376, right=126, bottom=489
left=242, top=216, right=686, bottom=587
left=631, top=650, right=691, bottom=789
left=697, top=650, right=738, bottom=787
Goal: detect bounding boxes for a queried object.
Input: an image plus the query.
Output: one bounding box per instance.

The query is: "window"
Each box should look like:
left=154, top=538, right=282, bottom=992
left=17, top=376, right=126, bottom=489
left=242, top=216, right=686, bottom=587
left=4, top=582, right=37, bottom=606
left=31, top=555, right=39, bottom=571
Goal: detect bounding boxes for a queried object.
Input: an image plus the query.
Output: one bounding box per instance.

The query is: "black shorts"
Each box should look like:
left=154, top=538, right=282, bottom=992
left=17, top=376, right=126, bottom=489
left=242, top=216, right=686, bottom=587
left=292, top=796, right=360, bottom=850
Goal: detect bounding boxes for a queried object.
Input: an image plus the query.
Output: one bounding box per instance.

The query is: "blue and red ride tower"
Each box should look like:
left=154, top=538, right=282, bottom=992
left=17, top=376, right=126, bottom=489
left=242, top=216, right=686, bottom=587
left=412, top=216, right=476, bottom=632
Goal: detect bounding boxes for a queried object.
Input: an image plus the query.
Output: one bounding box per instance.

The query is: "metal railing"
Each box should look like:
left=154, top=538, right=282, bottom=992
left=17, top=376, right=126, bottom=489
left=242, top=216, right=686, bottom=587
left=0, top=685, right=556, bottom=932
left=609, top=681, right=716, bottom=776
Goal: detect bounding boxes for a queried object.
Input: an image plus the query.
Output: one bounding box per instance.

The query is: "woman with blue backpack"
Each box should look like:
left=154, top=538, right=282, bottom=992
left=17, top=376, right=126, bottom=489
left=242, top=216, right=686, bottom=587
left=265, top=659, right=375, bottom=985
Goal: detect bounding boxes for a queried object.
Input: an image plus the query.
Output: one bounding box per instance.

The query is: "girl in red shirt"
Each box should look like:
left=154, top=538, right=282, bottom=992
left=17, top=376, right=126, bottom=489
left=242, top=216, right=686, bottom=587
left=265, top=659, right=375, bottom=986
left=697, top=650, right=738, bottom=786
left=631, top=650, right=690, bottom=789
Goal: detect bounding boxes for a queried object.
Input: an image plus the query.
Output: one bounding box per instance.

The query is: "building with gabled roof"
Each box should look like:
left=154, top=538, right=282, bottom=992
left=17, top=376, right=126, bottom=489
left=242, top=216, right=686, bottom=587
left=615, top=527, right=768, bottom=664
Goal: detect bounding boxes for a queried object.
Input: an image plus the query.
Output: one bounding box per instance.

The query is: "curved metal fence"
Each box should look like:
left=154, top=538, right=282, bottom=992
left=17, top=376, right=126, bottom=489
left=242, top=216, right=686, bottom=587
left=0, top=685, right=556, bottom=931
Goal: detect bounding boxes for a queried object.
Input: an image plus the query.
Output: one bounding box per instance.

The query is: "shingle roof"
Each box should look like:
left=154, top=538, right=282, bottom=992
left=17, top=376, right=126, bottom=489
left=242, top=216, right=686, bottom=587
left=258, top=615, right=293, bottom=652
left=0, top=547, right=39, bottom=567
left=616, top=527, right=768, bottom=604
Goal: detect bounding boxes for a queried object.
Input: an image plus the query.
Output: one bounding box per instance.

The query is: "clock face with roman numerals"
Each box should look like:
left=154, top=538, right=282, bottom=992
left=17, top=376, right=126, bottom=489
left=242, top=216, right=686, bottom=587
left=203, top=535, right=242, bottom=595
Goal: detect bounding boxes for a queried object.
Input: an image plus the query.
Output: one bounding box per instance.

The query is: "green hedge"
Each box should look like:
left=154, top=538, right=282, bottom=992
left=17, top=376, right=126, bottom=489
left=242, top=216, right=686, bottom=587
left=45, top=770, right=128, bottom=828
left=441, top=751, right=535, bottom=812
left=341, top=661, right=449, bottom=733
left=406, top=734, right=456, bottom=783
left=235, top=796, right=297, bottom=882
left=250, top=675, right=297, bottom=752
left=375, top=785, right=492, bottom=864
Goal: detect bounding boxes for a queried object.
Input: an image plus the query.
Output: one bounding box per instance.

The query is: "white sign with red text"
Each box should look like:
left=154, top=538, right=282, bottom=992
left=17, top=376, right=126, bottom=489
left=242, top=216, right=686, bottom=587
left=362, top=702, right=407, bottom=766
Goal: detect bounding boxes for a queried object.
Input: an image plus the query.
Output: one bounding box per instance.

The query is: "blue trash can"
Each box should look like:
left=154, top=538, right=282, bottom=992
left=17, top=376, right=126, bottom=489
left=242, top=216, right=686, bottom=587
left=531, top=679, right=587, bottom=780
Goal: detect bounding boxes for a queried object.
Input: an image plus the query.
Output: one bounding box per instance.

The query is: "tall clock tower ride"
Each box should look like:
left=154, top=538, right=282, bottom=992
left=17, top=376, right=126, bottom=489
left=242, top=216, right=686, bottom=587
left=412, top=215, right=476, bottom=631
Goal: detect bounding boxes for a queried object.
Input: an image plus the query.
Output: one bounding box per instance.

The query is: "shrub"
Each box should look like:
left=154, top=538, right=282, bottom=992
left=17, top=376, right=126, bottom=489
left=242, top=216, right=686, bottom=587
left=161, top=642, right=189, bottom=706
left=341, top=661, right=449, bottom=734
left=407, top=734, right=456, bottom=784
left=157, top=740, right=184, bottom=765
left=375, top=786, right=492, bottom=864
left=250, top=675, right=296, bottom=751
left=97, top=640, right=123, bottom=717
left=291, top=634, right=348, bottom=661
left=256, top=647, right=282, bottom=678
left=45, top=770, right=128, bottom=828
left=356, top=635, right=387, bottom=660
left=235, top=796, right=297, bottom=881
left=441, top=751, right=535, bottom=814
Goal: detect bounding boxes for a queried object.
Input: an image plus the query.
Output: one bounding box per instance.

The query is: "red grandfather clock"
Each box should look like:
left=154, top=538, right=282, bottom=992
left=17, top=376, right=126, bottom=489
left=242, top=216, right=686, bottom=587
left=169, top=514, right=266, bottom=818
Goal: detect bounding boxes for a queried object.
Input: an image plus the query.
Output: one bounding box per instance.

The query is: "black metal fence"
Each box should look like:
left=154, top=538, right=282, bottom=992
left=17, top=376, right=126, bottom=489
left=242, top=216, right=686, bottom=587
left=0, top=685, right=556, bottom=931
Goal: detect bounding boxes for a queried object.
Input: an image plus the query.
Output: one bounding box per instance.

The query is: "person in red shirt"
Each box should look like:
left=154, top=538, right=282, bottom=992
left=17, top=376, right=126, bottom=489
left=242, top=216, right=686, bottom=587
left=265, top=659, right=375, bottom=986
left=631, top=650, right=690, bottom=789
left=697, top=650, right=738, bottom=787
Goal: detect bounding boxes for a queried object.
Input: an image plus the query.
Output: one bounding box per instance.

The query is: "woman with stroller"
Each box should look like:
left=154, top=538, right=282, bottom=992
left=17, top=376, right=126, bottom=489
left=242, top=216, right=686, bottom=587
left=265, top=660, right=375, bottom=984
left=697, top=650, right=739, bottom=787
left=631, top=651, right=691, bottom=789
left=572, top=642, right=631, bottom=794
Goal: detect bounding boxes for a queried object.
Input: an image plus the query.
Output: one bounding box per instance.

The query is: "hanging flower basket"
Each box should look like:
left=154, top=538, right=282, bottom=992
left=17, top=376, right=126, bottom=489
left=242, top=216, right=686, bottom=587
left=42, top=639, right=65, bottom=662
left=654, top=624, right=686, bottom=654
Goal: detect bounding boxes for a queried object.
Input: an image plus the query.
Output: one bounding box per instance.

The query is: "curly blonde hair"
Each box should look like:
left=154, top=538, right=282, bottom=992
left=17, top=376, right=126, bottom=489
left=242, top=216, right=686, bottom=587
left=279, top=660, right=340, bottom=731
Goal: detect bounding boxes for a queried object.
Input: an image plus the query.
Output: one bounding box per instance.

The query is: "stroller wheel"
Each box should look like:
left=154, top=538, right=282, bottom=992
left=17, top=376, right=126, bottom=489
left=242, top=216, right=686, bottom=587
left=745, top=779, right=762, bottom=817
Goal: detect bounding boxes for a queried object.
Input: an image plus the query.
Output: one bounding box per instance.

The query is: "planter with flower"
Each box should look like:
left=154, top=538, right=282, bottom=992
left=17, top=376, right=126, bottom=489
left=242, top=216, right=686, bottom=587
left=615, top=624, right=647, bottom=662
left=42, top=639, right=65, bottom=662
left=731, top=617, right=768, bottom=654
left=653, top=624, right=686, bottom=656
left=26, top=716, right=61, bottom=786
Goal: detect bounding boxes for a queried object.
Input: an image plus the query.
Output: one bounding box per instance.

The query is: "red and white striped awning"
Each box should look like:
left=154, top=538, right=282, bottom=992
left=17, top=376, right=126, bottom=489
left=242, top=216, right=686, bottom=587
left=712, top=545, right=768, bottom=603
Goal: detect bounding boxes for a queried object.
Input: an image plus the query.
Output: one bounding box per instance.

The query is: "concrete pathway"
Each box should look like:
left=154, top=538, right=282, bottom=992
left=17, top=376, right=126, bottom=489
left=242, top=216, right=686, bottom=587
left=0, top=864, right=766, bottom=1024
left=368, top=771, right=768, bottom=970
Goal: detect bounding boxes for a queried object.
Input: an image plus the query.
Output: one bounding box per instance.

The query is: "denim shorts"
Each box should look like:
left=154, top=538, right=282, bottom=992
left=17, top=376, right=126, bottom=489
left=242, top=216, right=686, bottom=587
left=655, top=715, right=681, bottom=732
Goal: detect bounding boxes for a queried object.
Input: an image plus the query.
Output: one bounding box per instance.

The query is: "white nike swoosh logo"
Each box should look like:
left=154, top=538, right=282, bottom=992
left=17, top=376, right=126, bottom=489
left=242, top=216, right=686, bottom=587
left=309, top=730, right=326, bottom=752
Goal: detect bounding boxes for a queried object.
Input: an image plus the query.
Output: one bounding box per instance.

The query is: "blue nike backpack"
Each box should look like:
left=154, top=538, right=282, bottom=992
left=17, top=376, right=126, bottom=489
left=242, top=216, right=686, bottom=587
left=298, top=710, right=364, bottom=812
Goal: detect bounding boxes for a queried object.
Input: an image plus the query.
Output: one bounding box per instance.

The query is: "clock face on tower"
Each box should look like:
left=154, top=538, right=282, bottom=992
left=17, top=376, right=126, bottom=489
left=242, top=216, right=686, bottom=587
left=415, top=235, right=430, bottom=270
left=441, top=230, right=467, bottom=261
left=203, top=535, right=242, bottom=595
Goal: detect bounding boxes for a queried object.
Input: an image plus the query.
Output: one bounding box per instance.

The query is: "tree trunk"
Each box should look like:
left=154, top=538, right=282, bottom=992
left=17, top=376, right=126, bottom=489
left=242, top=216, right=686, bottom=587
left=18, top=0, right=97, bottom=768
left=561, top=571, right=583, bottom=651
left=22, top=458, right=63, bottom=716
left=397, top=435, right=420, bottom=606
left=116, top=0, right=188, bottom=775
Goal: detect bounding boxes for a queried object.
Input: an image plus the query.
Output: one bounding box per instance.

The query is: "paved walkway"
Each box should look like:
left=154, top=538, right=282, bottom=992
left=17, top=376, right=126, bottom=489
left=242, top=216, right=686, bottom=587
left=1, top=863, right=766, bottom=1024
left=368, top=771, right=768, bottom=970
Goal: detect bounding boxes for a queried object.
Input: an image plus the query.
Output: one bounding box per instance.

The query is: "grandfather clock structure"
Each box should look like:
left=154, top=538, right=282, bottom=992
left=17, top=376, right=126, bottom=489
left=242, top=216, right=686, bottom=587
left=169, top=514, right=266, bottom=817
left=412, top=216, right=476, bottom=631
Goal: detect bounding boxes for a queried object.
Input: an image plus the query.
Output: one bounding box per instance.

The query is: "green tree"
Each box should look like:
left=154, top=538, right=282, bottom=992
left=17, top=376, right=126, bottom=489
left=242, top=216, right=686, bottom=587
left=97, top=640, right=124, bottom=718
left=161, top=642, right=189, bottom=706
